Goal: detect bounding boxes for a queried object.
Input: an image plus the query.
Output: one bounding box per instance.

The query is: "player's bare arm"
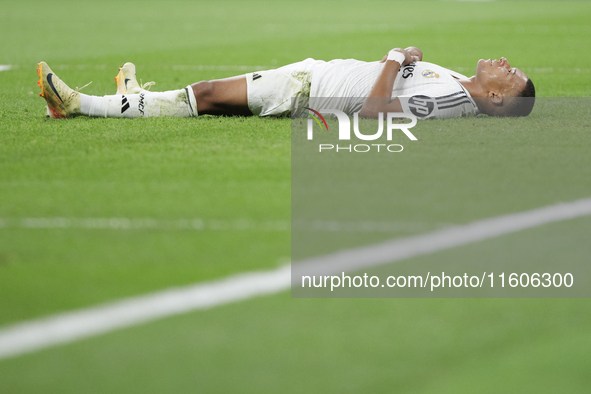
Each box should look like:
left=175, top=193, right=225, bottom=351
left=359, top=48, right=414, bottom=118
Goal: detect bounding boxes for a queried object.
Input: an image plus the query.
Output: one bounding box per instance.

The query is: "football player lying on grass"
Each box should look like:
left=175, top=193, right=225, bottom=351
left=37, top=46, right=535, bottom=120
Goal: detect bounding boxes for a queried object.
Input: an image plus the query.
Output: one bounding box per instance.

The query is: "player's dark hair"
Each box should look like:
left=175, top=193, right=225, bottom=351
left=505, top=78, right=535, bottom=117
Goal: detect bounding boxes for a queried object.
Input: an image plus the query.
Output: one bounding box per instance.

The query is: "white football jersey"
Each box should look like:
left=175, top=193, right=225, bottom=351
left=309, top=59, right=479, bottom=119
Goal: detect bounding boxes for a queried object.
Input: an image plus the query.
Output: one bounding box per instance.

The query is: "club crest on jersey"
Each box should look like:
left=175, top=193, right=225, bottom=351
left=422, top=70, right=440, bottom=79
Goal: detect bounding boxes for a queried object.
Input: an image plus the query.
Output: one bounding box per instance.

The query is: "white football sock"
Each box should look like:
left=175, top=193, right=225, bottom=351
left=79, top=86, right=198, bottom=118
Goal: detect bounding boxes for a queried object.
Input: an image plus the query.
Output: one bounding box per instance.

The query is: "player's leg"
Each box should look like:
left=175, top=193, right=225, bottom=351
left=190, top=58, right=321, bottom=117
left=113, top=63, right=250, bottom=116
left=38, top=61, right=197, bottom=119
left=190, top=76, right=252, bottom=116
left=38, top=61, right=251, bottom=118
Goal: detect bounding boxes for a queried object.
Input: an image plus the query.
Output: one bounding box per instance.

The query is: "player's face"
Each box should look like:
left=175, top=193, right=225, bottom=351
left=475, top=57, right=528, bottom=97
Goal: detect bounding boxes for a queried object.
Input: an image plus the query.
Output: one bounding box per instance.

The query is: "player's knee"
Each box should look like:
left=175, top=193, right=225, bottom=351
left=191, top=81, right=216, bottom=111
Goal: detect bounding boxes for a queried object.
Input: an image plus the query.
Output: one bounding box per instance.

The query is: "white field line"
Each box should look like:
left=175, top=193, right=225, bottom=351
left=294, top=197, right=591, bottom=277
left=1, top=197, right=591, bottom=360
left=0, top=65, right=12, bottom=72
left=0, top=266, right=291, bottom=360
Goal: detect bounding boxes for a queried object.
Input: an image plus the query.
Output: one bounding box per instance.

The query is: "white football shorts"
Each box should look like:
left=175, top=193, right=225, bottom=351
left=245, top=58, right=324, bottom=117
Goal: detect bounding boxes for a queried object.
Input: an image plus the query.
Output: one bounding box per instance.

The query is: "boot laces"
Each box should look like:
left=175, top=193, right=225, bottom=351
left=140, top=80, right=156, bottom=91
left=75, top=81, right=93, bottom=92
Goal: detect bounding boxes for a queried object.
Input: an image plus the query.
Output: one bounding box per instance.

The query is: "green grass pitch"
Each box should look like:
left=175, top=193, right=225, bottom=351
left=1, top=0, right=591, bottom=392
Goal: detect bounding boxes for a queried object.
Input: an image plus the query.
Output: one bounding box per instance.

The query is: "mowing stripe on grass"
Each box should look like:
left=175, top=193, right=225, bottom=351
left=50, top=64, right=270, bottom=72
left=171, top=65, right=270, bottom=71
left=451, top=66, right=591, bottom=74
left=0, top=217, right=450, bottom=233
left=0, top=217, right=290, bottom=232
left=41, top=64, right=591, bottom=75
left=1, top=197, right=590, bottom=360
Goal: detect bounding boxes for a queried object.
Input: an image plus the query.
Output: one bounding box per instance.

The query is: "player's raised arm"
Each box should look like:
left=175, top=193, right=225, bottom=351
left=360, top=48, right=415, bottom=118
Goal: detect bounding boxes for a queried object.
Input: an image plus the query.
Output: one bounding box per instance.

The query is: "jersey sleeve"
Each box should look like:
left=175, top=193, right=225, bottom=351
left=398, top=85, right=479, bottom=119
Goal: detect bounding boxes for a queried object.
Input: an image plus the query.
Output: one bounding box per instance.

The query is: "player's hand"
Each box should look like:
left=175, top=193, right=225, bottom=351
left=380, top=48, right=413, bottom=65
left=404, top=46, right=423, bottom=62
